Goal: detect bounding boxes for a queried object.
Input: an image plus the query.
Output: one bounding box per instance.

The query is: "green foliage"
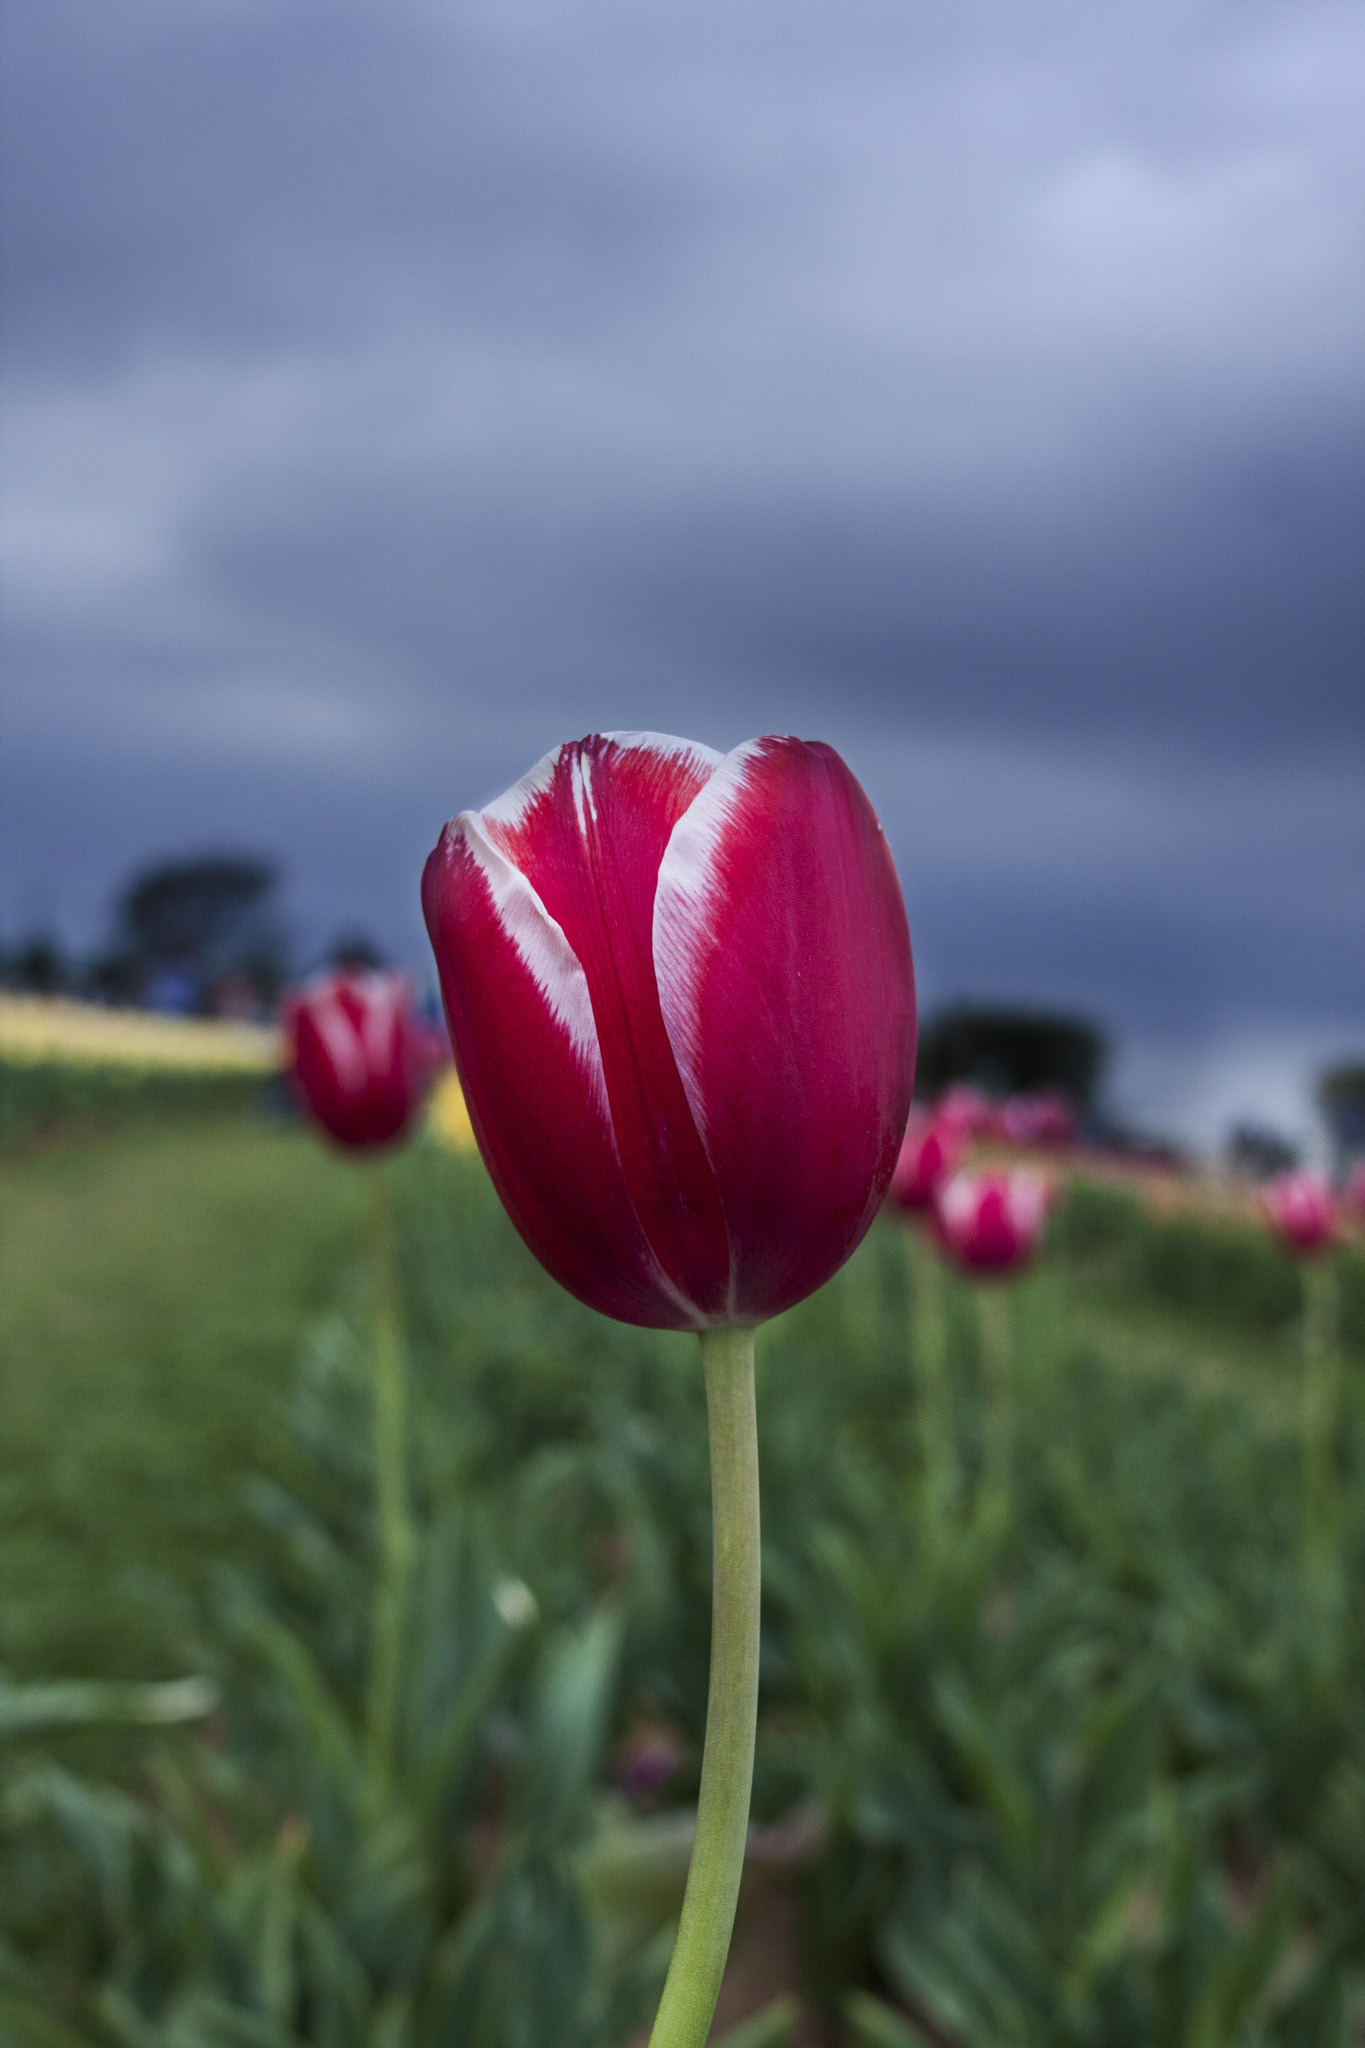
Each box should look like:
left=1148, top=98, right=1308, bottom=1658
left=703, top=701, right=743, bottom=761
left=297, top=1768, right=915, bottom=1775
left=0, top=1058, right=266, bottom=1151
left=3, top=1127, right=1364, bottom=2041
left=1052, top=1180, right=1365, bottom=1354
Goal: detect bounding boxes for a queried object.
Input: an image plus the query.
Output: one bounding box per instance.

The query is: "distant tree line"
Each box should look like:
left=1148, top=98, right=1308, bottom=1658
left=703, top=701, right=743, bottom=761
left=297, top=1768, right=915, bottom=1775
left=2, top=855, right=288, bottom=1019
left=915, top=1004, right=1108, bottom=1117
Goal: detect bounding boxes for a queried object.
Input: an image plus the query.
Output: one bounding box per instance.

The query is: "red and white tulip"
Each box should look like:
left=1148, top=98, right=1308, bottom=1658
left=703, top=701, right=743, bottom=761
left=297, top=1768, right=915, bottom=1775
left=284, top=968, right=435, bottom=1152
left=934, top=1167, right=1051, bottom=1278
left=422, top=731, right=916, bottom=1329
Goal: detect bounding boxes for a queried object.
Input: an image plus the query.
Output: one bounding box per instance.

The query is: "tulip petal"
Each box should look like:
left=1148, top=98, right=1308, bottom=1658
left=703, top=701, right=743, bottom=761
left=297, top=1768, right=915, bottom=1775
left=477, top=732, right=734, bottom=1317
left=422, top=814, right=699, bottom=1327
left=655, top=736, right=915, bottom=1320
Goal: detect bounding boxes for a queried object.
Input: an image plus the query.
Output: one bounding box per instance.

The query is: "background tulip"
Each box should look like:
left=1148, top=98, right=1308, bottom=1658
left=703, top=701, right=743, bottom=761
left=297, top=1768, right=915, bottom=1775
left=935, top=1082, right=1004, bottom=1143
left=284, top=967, right=434, bottom=1152
left=1262, top=1170, right=1337, bottom=1259
left=934, top=1167, right=1051, bottom=1278
left=888, top=1108, right=962, bottom=1213
left=1000, top=1089, right=1077, bottom=1149
left=423, top=729, right=914, bottom=2048
left=422, top=730, right=916, bottom=1330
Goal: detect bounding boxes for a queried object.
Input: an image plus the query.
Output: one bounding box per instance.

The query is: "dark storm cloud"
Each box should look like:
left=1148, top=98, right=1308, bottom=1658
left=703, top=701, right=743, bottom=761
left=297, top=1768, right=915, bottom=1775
left=2, top=0, right=1363, bottom=1138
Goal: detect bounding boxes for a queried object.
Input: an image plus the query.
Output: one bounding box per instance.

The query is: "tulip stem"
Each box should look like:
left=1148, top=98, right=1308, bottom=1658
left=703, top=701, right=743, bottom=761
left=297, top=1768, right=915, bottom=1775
left=365, top=1166, right=415, bottom=1808
left=1300, top=1256, right=1340, bottom=1574
left=974, top=1283, right=1014, bottom=1537
left=649, top=1325, right=760, bottom=2048
left=906, top=1227, right=957, bottom=1528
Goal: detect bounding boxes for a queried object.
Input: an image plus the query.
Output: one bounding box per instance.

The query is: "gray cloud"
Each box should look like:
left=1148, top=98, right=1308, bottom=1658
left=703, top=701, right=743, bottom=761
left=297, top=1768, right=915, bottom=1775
left=2, top=0, right=1362, bottom=1137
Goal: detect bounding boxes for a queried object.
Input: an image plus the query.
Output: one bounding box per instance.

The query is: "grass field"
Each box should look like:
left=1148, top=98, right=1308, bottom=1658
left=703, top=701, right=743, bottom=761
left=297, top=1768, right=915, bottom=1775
left=0, top=1117, right=1327, bottom=1686
left=0, top=1120, right=366, bottom=1678
left=2, top=1113, right=1363, bottom=2044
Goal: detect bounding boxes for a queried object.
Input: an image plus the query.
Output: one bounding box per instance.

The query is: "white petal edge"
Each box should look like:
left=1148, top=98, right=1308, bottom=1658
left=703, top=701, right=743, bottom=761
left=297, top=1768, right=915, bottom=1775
left=448, top=811, right=610, bottom=1117
left=651, top=739, right=766, bottom=1158
left=480, top=732, right=724, bottom=844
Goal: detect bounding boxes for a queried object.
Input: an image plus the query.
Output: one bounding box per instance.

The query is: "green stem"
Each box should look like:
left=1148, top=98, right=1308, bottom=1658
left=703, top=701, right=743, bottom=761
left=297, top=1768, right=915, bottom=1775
left=974, top=1284, right=1014, bottom=1537
left=649, top=1325, right=760, bottom=2048
left=905, top=1226, right=957, bottom=1527
left=365, top=1167, right=415, bottom=1807
left=1300, top=1255, right=1340, bottom=1575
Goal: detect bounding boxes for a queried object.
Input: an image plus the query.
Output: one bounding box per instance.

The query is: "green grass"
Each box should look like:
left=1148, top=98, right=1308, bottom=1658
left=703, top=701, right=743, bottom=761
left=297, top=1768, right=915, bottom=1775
left=0, top=1118, right=1344, bottom=1689
left=0, top=1116, right=367, bottom=1679
left=3, top=1119, right=1363, bottom=2040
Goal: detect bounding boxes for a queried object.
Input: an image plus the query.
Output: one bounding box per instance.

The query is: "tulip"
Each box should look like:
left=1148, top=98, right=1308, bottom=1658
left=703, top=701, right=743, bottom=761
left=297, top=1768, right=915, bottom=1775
left=888, top=1107, right=963, bottom=1213
left=1262, top=1170, right=1337, bottom=1259
left=933, top=1167, right=1050, bottom=1278
left=1000, top=1089, right=1076, bottom=1150
left=931, top=1167, right=1050, bottom=1542
left=423, top=730, right=915, bottom=2048
left=284, top=966, right=436, bottom=1793
left=935, top=1082, right=1001, bottom=1141
left=422, top=732, right=914, bottom=1328
left=284, top=967, right=434, bottom=1152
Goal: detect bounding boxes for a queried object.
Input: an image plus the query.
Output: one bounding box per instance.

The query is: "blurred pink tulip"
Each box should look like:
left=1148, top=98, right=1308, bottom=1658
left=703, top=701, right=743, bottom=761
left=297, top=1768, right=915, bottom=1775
left=1000, top=1090, right=1076, bottom=1149
left=934, top=1168, right=1051, bottom=1278
left=888, top=1108, right=963, bottom=1213
left=935, top=1083, right=999, bottom=1139
left=1262, top=1171, right=1336, bottom=1259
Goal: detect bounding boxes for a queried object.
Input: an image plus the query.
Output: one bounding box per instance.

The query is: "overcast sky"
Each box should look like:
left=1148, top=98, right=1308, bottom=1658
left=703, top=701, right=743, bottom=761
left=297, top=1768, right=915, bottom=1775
left=2, top=0, right=1362, bottom=1148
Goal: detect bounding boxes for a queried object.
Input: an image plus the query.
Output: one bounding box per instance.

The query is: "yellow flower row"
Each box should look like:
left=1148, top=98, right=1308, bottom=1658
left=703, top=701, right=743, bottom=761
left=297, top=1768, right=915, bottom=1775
left=0, top=994, right=282, bottom=1074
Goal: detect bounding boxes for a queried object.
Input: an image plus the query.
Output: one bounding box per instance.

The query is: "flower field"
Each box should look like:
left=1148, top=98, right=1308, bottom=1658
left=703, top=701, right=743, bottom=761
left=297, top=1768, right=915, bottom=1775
left=0, top=995, right=281, bottom=1148
left=2, top=1113, right=1364, bottom=2045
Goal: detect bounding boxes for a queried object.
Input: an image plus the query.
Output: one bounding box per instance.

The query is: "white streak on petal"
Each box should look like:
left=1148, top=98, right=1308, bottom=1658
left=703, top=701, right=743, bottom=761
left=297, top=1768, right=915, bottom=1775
left=452, top=811, right=609, bottom=1114
left=481, top=743, right=562, bottom=833
left=651, top=740, right=765, bottom=1152
left=357, top=974, right=405, bottom=1075
left=310, top=990, right=368, bottom=1095
left=600, top=731, right=725, bottom=779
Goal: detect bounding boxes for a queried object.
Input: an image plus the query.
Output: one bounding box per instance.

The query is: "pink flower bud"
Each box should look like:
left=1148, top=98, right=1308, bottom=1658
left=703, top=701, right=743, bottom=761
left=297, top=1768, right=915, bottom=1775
left=888, top=1108, right=963, bottom=1212
left=1261, top=1170, right=1336, bottom=1258
left=422, top=732, right=916, bottom=1329
left=284, top=968, right=433, bottom=1152
left=933, top=1168, right=1051, bottom=1278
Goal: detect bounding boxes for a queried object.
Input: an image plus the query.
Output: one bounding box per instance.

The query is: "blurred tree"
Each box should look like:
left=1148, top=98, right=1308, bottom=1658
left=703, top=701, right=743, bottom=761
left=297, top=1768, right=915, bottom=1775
left=1318, top=1061, right=1365, bottom=1174
left=0, top=932, right=67, bottom=994
left=108, top=855, right=286, bottom=1013
left=915, top=1005, right=1107, bottom=1114
left=328, top=930, right=387, bottom=971
left=1226, top=1122, right=1300, bottom=1182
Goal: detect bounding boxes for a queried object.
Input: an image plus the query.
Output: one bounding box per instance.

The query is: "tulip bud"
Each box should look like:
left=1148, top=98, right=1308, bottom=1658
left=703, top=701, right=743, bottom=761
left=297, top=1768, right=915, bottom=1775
left=934, top=1168, right=1050, bottom=1278
left=1262, top=1170, right=1336, bottom=1259
left=888, top=1108, right=962, bottom=1213
left=284, top=967, right=434, bottom=1152
left=422, top=731, right=916, bottom=1329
